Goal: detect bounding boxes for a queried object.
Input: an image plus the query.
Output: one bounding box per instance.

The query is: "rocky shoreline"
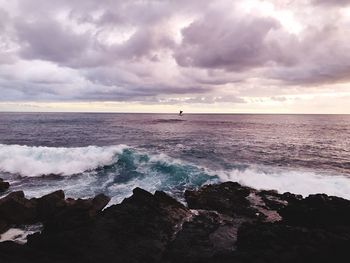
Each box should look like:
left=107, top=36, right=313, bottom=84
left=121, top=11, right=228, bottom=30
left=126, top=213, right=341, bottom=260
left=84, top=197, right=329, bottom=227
left=0, top=179, right=349, bottom=263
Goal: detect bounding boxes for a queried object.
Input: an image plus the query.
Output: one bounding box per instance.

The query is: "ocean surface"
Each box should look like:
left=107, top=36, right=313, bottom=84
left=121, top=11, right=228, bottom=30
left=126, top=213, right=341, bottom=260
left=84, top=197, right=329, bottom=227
left=0, top=113, right=349, bottom=204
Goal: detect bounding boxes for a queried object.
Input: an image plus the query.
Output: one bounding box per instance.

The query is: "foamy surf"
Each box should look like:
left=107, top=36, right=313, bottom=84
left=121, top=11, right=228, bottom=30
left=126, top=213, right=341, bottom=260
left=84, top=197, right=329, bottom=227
left=0, top=144, right=127, bottom=177
left=1, top=144, right=350, bottom=202
left=217, top=167, right=350, bottom=200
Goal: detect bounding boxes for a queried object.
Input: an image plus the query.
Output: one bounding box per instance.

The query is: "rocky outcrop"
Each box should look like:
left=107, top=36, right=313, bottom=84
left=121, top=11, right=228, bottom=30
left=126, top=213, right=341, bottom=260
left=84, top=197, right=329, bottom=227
left=0, top=178, right=9, bottom=193
left=0, top=191, right=37, bottom=232
left=0, top=190, right=110, bottom=239
left=279, top=193, right=350, bottom=227
left=0, top=183, right=350, bottom=263
left=185, top=182, right=256, bottom=218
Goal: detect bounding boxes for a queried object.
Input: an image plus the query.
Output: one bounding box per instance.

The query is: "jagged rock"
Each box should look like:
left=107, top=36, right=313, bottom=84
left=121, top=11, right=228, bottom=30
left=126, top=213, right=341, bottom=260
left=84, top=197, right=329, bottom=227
left=0, top=178, right=10, bottom=193
left=41, top=194, right=111, bottom=233
left=0, top=188, right=191, bottom=263
left=85, top=188, right=191, bottom=262
left=0, top=183, right=350, bottom=263
left=185, top=182, right=256, bottom=218
left=280, top=193, right=350, bottom=227
left=164, top=210, right=238, bottom=262
left=0, top=190, right=111, bottom=236
left=0, top=191, right=37, bottom=225
left=257, top=190, right=289, bottom=210
left=89, top=193, right=111, bottom=215
left=34, top=190, right=66, bottom=221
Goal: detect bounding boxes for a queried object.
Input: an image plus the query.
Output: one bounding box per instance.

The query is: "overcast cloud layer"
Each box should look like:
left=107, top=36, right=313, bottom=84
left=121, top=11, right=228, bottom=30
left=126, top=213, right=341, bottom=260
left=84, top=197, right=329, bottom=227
left=0, top=0, right=350, bottom=112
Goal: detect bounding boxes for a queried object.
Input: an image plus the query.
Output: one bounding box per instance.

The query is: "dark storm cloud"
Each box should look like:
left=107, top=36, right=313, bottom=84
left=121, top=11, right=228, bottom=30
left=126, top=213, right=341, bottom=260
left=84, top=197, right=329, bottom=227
left=0, top=0, right=350, bottom=104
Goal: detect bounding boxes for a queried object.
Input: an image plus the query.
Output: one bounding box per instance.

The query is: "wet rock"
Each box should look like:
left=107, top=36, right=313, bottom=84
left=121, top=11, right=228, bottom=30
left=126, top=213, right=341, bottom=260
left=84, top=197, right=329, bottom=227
left=0, top=190, right=111, bottom=235
left=185, top=182, right=256, bottom=218
left=164, top=210, right=237, bottom=262
left=0, top=183, right=350, bottom=263
left=247, top=192, right=282, bottom=222
left=85, top=188, right=191, bottom=262
left=6, top=188, right=191, bottom=263
left=257, top=190, right=289, bottom=211
left=0, top=178, right=10, bottom=193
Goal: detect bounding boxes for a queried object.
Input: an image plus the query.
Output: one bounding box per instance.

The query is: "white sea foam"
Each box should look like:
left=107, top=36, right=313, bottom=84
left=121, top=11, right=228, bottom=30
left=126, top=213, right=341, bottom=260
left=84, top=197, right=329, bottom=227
left=217, top=167, right=350, bottom=200
left=0, top=223, right=43, bottom=244
left=0, top=144, right=127, bottom=177
left=1, top=144, right=350, bottom=201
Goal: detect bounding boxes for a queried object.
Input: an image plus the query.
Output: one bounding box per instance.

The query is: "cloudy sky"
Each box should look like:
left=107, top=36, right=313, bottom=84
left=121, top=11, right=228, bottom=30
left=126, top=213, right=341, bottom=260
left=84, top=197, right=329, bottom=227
left=0, top=0, right=350, bottom=113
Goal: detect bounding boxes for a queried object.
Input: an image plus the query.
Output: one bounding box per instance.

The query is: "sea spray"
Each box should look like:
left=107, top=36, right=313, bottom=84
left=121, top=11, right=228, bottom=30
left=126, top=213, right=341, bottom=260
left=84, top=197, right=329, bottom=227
left=1, top=144, right=350, bottom=204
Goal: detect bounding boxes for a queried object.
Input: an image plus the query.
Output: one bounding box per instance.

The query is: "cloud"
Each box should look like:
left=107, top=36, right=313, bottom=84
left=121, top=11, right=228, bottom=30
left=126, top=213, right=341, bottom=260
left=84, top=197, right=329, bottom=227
left=0, top=0, right=349, bottom=110
left=174, top=9, right=296, bottom=71
left=314, top=0, right=350, bottom=6
left=271, top=96, right=287, bottom=102
left=16, top=19, right=90, bottom=64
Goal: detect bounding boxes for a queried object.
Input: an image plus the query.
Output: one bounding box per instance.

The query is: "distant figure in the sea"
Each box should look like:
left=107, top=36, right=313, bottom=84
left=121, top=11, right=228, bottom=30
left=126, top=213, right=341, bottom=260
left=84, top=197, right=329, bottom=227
left=179, top=110, right=183, bottom=116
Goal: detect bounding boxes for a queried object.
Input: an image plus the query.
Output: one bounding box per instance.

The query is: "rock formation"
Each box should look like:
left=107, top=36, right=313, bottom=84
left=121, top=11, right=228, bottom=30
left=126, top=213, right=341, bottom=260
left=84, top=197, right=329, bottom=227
left=0, top=182, right=349, bottom=263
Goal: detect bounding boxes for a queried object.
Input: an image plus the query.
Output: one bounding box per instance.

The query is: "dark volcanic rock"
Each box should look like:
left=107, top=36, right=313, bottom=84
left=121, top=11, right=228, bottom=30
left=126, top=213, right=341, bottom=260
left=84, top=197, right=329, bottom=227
left=0, top=190, right=111, bottom=235
left=1, top=183, right=350, bottom=263
left=280, top=193, right=350, bottom=228
left=40, top=193, right=111, bottom=234
left=0, top=219, right=8, bottom=234
left=0, top=191, right=37, bottom=225
left=164, top=210, right=238, bottom=262
left=86, top=188, right=192, bottom=262
left=0, top=178, right=10, bottom=193
left=185, top=182, right=256, bottom=218
left=235, top=222, right=350, bottom=263
left=34, top=190, right=66, bottom=221
left=0, top=188, right=191, bottom=263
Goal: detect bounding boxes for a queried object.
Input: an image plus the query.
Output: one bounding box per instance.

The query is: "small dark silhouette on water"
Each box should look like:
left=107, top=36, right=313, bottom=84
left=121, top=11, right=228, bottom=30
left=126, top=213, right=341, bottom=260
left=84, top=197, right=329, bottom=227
left=179, top=110, right=183, bottom=116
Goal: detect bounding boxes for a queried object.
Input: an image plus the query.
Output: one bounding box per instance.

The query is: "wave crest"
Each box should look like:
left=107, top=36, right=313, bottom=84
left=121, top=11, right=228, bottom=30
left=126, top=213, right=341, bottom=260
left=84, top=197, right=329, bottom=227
left=1, top=144, right=350, bottom=202
left=0, top=144, right=127, bottom=177
left=218, top=167, right=350, bottom=200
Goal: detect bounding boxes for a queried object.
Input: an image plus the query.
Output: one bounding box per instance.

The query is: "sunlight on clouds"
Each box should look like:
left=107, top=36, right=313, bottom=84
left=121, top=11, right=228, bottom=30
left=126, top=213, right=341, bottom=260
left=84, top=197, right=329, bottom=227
left=0, top=0, right=349, bottom=114
left=98, top=26, right=137, bottom=46
left=239, top=0, right=302, bottom=34
left=1, top=89, right=350, bottom=114
left=341, top=6, right=350, bottom=20
left=169, top=15, right=196, bottom=44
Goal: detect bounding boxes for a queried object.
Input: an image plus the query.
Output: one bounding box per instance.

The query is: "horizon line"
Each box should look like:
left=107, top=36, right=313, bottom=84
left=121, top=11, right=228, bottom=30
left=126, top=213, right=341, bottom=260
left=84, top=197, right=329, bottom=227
left=0, top=111, right=349, bottom=115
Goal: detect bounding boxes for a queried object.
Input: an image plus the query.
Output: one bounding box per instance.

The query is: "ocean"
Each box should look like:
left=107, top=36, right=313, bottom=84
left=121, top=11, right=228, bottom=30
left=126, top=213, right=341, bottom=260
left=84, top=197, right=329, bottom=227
left=0, top=113, right=349, bottom=204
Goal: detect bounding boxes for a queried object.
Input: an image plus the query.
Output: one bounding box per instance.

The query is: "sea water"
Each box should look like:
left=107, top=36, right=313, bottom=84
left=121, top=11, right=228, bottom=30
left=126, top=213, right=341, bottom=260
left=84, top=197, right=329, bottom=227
left=0, top=113, right=349, bottom=204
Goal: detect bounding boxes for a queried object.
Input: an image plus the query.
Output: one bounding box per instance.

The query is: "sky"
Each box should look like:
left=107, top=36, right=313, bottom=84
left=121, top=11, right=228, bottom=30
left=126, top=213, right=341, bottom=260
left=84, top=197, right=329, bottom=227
left=0, top=0, right=350, bottom=113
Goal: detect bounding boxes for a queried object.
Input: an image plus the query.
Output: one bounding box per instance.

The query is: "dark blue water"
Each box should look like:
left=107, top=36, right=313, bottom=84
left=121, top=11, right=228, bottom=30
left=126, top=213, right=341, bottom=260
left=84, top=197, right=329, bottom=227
left=0, top=113, right=349, bottom=203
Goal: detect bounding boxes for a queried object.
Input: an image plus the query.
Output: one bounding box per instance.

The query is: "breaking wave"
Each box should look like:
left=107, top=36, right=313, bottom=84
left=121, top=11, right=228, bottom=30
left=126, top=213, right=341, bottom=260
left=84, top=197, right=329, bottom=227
left=0, top=144, right=127, bottom=177
left=218, top=167, right=350, bottom=200
left=1, top=144, right=350, bottom=202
